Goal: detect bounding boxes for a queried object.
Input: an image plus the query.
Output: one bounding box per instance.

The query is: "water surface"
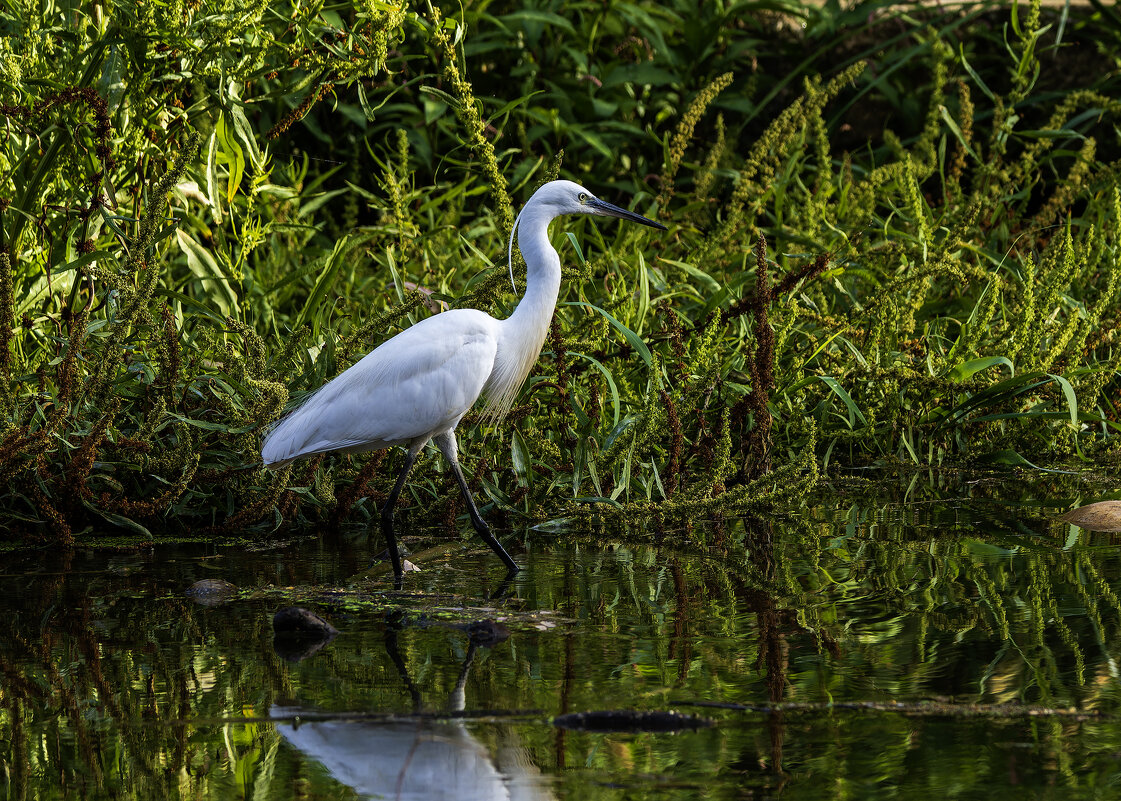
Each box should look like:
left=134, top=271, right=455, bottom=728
left=2, top=476, right=1120, bottom=799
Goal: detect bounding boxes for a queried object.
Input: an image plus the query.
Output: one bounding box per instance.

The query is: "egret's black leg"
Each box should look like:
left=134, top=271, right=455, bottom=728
left=488, top=571, right=517, bottom=601
left=434, top=432, right=520, bottom=573
left=380, top=440, right=425, bottom=577
left=383, top=613, right=422, bottom=709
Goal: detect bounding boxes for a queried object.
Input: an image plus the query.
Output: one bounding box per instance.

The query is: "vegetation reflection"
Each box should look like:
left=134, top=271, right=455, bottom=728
left=3, top=480, right=1121, bottom=797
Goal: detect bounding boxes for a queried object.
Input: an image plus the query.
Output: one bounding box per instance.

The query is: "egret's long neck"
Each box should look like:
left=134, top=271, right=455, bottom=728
left=483, top=202, right=561, bottom=422
left=507, top=204, right=562, bottom=335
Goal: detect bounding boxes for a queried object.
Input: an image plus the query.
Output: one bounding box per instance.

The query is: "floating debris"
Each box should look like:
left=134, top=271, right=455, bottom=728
left=679, top=699, right=1103, bottom=720
left=462, top=619, right=510, bottom=647
left=1057, top=501, right=1121, bottom=532
left=273, top=606, right=339, bottom=638
left=552, top=710, right=715, bottom=732
left=185, top=578, right=238, bottom=606
left=272, top=606, right=339, bottom=662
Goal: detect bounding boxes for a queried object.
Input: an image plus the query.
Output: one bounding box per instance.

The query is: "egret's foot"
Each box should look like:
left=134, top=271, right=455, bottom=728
left=467, top=518, right=520, bottom=572
left=368, top=546, right=411, bottom=568
left=480, top=532, right=520, bottom=573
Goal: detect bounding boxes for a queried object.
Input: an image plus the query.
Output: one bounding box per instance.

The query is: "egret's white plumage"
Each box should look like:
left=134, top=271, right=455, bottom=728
left=261, top=180, right=665, bottom=575
left=261, top=310, right=499, bottom=465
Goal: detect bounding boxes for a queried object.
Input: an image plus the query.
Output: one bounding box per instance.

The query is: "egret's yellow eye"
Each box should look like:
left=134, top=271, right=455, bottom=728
left=578, top=192, right=588, bottom=202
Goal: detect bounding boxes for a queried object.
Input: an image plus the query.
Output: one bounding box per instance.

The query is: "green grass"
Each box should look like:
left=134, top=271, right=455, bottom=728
left=1, top=0, right=1120, bottom=542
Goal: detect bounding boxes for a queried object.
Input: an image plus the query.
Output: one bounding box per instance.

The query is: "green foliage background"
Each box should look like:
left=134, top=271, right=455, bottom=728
left=1, top=0, right=1120, bottom=541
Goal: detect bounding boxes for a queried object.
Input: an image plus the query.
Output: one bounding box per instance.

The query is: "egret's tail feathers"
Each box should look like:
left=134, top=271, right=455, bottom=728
left=261, top=416, right=304, bottom=468
left=262, top=412, right=396, bottom=466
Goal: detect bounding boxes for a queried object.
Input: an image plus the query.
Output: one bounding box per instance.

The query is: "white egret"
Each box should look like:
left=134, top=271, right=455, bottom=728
left=261, top=180, right=666, bottom=575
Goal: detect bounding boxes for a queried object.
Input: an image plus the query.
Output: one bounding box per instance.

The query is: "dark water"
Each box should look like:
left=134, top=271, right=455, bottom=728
left=3, top=477, right=1121, bottom=800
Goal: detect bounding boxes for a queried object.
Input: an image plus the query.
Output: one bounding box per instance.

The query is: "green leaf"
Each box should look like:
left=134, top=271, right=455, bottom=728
left=959, top=44, right=997, bottom=102
left=817, top=376, right=867, bottom=428
left=56, top=250, right=117, bottom=275
left=602, top=63, right=677, bottom=89
left=511, top=429, right=531, bottom=488
left=570, top=352, right=621, bottom=427
left=573, top=127, right=613, bottom=159
left=176, top=229, right=239, bottom=318
left=572, top=436, right=585, bottom=497
left=978, top=449, right=1077, bottom=474
left=297, top=188, right=349, bottom=219
left=227, top=104, right=261, bottom=164
left=296, top=236, right=352, bottom=336
left=938, top=104, right=979, bottom=163
left=82, top=499, right=152, bottom=538
left=949, top=357, right=1014, bottom=382
left=1049, top=372, right=1079, bottom=429
left=98, top=44, right=126, bottom=111
left=216, top=111, right=245, bottom=204
left=943, top=372, right=1078, bottom=429
left=479, top=476, right=518, bottom=512
left=1017, top=128, right=1087, bottom=140
left=564, top=232, right=586, bottom=266
left=942, top=374, right=1048, bottom=426
left=488, top=90, right=543, bottom=121
left=661, top=258, right=720, bottom=293
left=572, top=496, right=623, bottom=509
left=501, top=10, right=576, bottom=33
left=155, top=288, right=231, bottom=326
left=166, top=413, right=255, bottom=433
left=603, top=416, right=637, bottom=452
left=206, top=131, right=223, bottom=224
left=532, top=517, right=576, bottom=533
left=418, top=85, right=461, bottom=111
left=566, top=302, right=653, bottom=367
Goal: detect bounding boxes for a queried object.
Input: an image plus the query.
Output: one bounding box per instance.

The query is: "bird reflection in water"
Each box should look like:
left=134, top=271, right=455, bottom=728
left=273, top=619, right=551, bottom=801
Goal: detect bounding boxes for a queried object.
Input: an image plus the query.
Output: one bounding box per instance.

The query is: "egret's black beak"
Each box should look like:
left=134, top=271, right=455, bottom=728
left=588, top=197, right=668, bottom=230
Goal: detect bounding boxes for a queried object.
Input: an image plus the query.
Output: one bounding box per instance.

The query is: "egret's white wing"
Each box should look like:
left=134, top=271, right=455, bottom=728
left=262, top=310, right=498, bottom=466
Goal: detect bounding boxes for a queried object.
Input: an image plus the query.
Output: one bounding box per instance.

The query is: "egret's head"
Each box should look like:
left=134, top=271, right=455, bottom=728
left=532, top=180, right=667, bottom=230
left=508, top=180, right=667, bottom=293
